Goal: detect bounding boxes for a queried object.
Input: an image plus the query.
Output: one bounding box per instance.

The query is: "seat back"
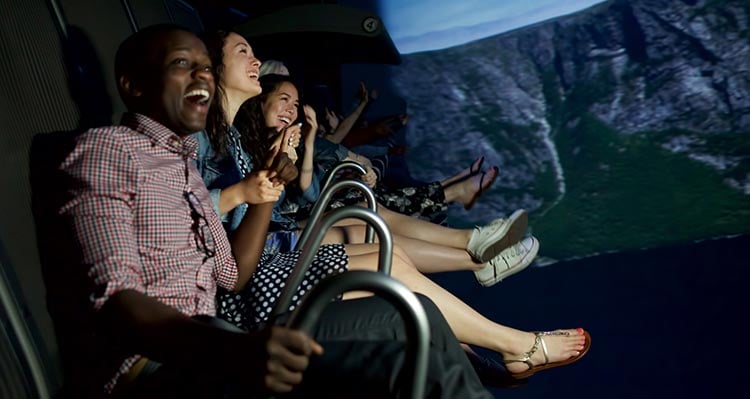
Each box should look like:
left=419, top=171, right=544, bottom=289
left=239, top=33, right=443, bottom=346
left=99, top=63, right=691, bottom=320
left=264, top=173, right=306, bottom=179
left=1, top=1, right=207, bottom=396
left=0, top=251, right=52, bottom=398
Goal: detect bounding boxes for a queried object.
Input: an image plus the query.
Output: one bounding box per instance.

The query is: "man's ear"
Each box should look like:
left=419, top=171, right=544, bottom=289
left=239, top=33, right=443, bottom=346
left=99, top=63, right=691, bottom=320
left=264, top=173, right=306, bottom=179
left=119, top=74, right=142, bottom=99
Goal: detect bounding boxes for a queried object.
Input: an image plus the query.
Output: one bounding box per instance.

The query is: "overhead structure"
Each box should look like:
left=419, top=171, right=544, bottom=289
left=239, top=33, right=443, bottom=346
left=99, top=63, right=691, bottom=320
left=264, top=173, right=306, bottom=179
left=235, top=4, right=401, bottom=65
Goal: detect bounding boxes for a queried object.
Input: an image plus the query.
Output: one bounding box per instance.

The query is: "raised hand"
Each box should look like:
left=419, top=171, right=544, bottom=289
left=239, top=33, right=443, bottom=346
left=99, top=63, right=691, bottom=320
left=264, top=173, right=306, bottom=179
left=271, top=124, right=301, bottom=161
left=265, top=137, right=298, bottom=186
left=324, top=107, right=340, bottom=131
left=301, top=105, right=317, bottom=146
left=354, top=81, right=369, bottom=103
left=238, top=170, right=284, bottom=204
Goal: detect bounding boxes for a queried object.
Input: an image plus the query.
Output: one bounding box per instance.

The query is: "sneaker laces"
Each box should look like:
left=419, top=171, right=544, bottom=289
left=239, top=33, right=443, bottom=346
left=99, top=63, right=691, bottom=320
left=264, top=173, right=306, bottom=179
left=504, top=243, right=523, bottom=258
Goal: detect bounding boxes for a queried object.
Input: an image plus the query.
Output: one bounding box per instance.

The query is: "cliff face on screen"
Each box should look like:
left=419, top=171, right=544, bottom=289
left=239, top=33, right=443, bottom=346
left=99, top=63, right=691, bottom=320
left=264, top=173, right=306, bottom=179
left=392, top=0, right=750, bottom=260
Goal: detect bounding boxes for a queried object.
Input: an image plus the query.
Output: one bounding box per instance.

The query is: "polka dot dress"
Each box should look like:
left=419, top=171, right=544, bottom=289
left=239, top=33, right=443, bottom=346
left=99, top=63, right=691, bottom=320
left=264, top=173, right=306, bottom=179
left=218, top=243, right=348, bottom=330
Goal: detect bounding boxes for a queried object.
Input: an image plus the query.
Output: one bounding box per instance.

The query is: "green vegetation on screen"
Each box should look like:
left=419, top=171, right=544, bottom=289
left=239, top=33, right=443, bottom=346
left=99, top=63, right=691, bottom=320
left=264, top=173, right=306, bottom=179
left=531, top=114, right=750, bottom=260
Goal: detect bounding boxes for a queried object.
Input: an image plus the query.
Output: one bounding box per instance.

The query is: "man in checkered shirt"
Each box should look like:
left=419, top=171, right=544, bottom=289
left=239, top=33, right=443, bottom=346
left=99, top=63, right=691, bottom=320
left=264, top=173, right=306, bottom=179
left=32, top=24, right=495, bottom=398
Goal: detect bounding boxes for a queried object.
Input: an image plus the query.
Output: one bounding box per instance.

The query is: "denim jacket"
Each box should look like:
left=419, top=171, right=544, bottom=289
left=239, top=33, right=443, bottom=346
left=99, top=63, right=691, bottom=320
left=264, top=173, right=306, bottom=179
left=193, top=127, right=319, bottom=252
left=193, top=129, right=246, bottom=234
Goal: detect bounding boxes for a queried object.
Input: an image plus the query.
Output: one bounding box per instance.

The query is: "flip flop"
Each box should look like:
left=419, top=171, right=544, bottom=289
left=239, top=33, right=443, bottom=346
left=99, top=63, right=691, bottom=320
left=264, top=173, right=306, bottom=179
left=442, top=156, right=485, bottom=190
left=505, top=330, right=592, bottom=380
left=464, top=166, right=498, bottom=210
left=469, top=156, right=485, bottom=176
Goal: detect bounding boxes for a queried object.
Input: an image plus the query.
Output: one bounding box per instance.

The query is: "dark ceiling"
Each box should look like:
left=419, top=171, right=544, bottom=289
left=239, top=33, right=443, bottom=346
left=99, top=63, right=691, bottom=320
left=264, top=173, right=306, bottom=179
left=184, top=0, right=399, bottom=66
left=187, top=0, right=340, bottom=30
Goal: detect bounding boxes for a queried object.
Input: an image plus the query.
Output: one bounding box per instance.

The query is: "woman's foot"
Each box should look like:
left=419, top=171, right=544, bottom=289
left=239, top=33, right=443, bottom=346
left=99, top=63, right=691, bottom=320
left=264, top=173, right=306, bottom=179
left=441, top=156, right=484, bottom=187
left=501, top=328, right=589, bottom=378
left=461, top=166, right=499, bottom=210
left=466, top=209, right=527, bottom=263
left=474, top=236, right=539, bottom=287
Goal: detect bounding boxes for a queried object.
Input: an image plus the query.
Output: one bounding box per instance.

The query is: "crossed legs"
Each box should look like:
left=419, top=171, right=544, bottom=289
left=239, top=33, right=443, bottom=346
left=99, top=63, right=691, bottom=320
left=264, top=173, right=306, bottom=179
left=325, top=225, right=482, bottom=273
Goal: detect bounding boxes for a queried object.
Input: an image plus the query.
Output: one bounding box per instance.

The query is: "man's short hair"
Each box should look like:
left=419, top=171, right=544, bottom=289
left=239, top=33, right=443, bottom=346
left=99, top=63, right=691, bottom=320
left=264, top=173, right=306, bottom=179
left=114, top=24, right=193, bottom=103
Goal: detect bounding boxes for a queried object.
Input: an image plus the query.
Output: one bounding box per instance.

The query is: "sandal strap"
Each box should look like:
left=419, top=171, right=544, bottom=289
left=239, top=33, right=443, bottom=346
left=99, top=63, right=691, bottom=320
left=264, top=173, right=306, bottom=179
left=470, top=156, right=484, bottom=175
left=535, top=330, right=571, bottom=365
left=503, top=330, right=570, bottom=369
left=536, top=330, right=571, bottom=336
left=538, top=334, right=549, bottom=365
left=502, top=333, right=541, bottom=369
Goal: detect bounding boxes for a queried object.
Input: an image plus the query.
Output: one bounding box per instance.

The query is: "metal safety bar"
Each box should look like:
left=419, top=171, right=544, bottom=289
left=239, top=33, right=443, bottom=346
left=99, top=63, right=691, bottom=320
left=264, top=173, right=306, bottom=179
left=294, top=179, right=378, bottom=251
left=286, top=271, right=430, bottom=399
left=272, top=206, right=393, bottom=321
left=320, top=160, right=368, bottom=190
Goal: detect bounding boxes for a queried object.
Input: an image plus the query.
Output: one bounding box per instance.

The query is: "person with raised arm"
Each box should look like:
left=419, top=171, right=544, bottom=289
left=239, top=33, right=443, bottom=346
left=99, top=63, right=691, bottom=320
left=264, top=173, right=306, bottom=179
left=33, top=24, right=501, bottom=398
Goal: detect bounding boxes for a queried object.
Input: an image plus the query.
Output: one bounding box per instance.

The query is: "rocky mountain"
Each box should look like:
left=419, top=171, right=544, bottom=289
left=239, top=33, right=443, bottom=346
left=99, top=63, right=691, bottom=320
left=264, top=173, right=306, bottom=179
left=391, top=0, right=750, bottom=260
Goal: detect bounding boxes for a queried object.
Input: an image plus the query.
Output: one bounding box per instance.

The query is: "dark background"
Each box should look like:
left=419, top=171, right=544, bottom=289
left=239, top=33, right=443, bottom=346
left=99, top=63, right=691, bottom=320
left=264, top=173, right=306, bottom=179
left=1, top=1, right=748, bottom=398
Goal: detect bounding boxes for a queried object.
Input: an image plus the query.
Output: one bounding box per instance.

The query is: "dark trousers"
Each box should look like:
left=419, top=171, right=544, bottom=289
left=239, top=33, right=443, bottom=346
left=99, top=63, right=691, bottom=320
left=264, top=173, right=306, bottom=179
left=117, top=295, right=493, bottom=399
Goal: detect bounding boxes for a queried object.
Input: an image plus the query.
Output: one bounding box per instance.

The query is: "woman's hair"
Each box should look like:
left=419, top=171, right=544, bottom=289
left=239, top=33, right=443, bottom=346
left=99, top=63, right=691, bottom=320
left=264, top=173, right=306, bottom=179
left=234, top=97, right=271, bottom=166
left=234, top=73, right=302, bottom=165
left=200, top=30, right=232, bottom=155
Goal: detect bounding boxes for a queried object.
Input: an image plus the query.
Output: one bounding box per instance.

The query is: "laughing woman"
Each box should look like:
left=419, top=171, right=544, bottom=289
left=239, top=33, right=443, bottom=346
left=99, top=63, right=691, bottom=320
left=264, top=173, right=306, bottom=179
left=194, top=30, right=590, bottom=381
left=240, top=73, right=539, bottom=287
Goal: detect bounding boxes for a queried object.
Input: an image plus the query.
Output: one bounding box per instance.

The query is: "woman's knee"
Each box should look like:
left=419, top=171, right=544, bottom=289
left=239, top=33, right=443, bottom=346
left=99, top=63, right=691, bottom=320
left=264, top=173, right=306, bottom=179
left=392, top=244, right=408, bottom=261
left=342, top=225, right=367, bottom=244
left=392, top=245, right=417, bottom=270
left=322, top=227, right=345, bottom=244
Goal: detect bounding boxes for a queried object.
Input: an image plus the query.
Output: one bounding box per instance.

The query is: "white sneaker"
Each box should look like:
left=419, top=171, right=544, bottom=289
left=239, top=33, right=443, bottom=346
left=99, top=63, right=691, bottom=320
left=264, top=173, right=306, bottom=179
left=474, top=236, right=540, bottom=287
left=466, top=209, right=528, bottom=263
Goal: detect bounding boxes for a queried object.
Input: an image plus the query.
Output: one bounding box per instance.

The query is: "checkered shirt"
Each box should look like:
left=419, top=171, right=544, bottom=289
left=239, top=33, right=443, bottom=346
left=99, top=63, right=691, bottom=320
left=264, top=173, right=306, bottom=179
left=59, top=113, right=238, bottom=394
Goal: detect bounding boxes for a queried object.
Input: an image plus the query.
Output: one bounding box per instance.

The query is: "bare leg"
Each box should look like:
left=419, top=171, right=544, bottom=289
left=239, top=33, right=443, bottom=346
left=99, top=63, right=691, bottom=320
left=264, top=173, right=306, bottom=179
left=337, top=224, right=481, bottom=273
left=318, top=225, right=359, bottom=245
left=343, top=245, right=587, bottom=374
left=310, top=224, right=387, bottom=246
left=393, top=234, right=481, bottom=273
left=376, top=206, right=471, bottom=248
left=306, top=196, right=527, bottom=266
left=306, top=207, right=471, bottom=249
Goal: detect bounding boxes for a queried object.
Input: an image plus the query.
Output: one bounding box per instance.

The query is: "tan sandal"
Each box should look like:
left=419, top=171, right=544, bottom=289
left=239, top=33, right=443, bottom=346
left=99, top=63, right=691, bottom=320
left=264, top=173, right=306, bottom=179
left=504, top=330, right=591, bottom=379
